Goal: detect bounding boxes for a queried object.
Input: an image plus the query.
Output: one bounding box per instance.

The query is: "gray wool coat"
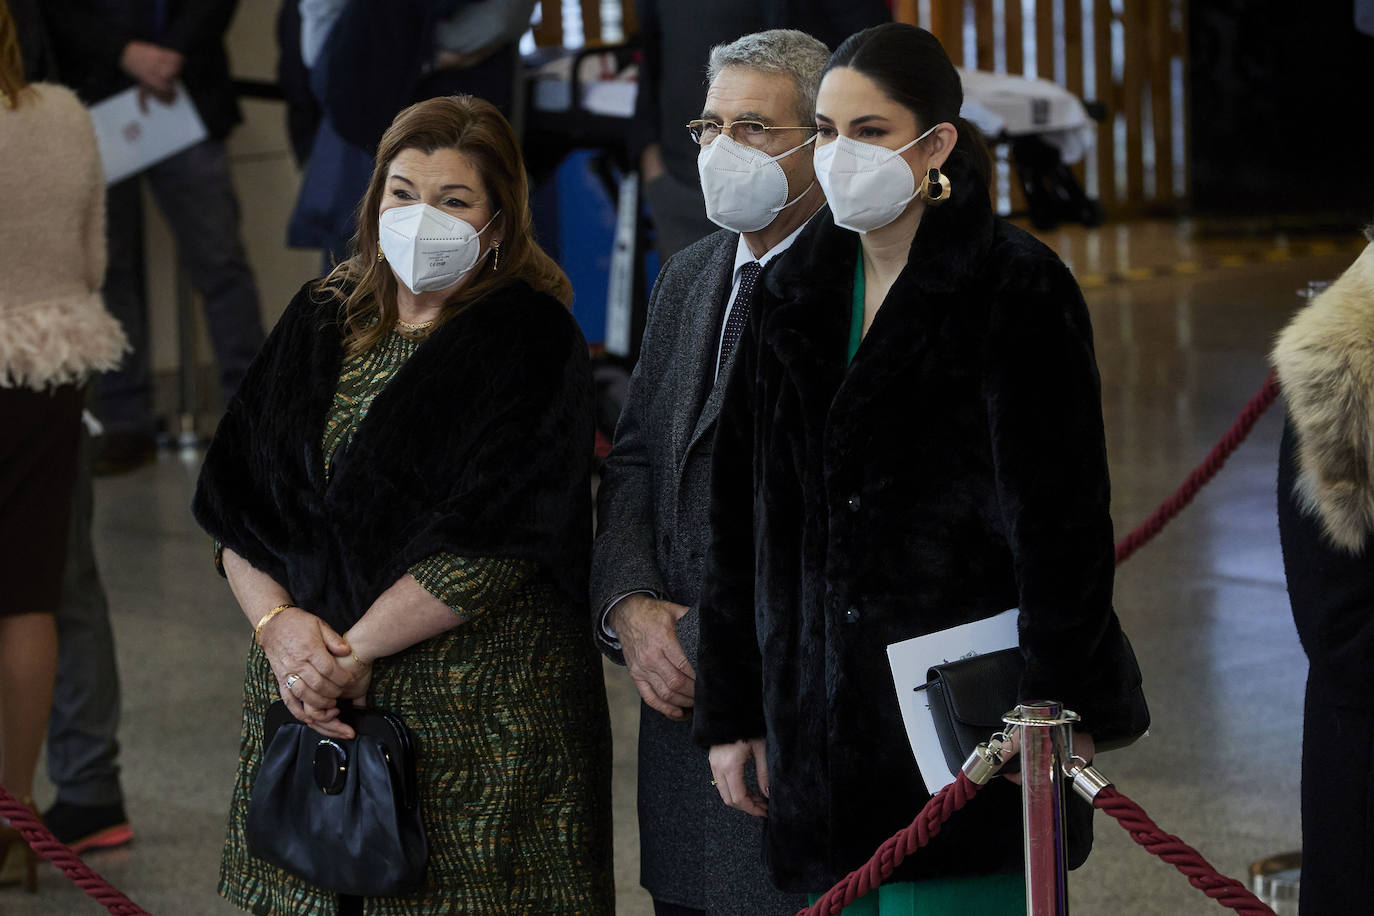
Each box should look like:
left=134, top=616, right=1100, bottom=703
left=590, top=229, right=807, bottom=915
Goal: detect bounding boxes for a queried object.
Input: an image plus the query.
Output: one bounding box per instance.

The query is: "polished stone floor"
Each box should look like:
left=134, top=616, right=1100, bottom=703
left=6, top=220, right=1367, bottom=915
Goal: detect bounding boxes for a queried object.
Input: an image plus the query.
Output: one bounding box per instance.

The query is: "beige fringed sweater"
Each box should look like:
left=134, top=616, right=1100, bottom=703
left=0, top=82, right=127, bottom=391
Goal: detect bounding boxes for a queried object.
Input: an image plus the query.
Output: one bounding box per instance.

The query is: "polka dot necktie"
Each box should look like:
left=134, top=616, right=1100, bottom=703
left=717, top=260, right=761, bottom=376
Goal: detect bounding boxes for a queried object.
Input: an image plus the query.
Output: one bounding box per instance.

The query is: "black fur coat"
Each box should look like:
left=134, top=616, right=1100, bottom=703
left=192, top=279, right=594, bottom=633
left=692, top=181, right=1148, bottom=891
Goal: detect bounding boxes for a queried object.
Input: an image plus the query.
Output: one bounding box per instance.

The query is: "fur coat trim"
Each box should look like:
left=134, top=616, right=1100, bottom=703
left=192, top=279, right=595, bottom=632
left=0, top=294, right=129, bottom=391
left=1272, top=240, right=1374, bottom=554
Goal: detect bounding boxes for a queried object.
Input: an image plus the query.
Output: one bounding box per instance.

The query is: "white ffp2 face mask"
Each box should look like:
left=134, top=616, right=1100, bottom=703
left=378, top=203, right=500, bottom=294
left=813, top=124, right=938, bottom=233
left=697, top=134, right=816, bottom=233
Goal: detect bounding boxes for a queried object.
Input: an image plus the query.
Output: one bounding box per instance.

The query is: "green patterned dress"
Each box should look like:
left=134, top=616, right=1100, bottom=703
left=218, top=325, right=614, bottom=915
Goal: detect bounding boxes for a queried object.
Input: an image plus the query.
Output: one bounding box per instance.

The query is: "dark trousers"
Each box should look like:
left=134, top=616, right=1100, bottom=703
left=1300, top=685, right=1374, bottom=912
left=654, top=901, right=706, bottom=916
left=96, top=138, right=265, bottom=434
left=46, top=428, right=124, bottom=807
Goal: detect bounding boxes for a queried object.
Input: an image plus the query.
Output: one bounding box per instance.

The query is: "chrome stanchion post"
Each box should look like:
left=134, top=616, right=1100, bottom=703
left=1004, top=701, right=1080, bottom=916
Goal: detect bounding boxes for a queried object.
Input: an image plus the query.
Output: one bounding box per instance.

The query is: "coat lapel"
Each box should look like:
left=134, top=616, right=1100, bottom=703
left=673, top=235, right=737, bottom=472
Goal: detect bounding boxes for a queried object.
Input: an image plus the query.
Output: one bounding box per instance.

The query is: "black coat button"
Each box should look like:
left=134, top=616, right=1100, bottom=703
left=846, top=494, right=861, bottom=512
left=845, top=606, right=860, bottom=624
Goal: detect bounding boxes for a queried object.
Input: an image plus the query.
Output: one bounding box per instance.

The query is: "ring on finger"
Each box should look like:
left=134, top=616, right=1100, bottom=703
left=284, top=673, right=301, bottom=690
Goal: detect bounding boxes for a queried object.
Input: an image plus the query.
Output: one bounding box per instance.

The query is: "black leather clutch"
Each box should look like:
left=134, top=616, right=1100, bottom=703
left=921, top=641, right=1150, bottom=775
left=245, top=700, right=428, bottom=896
left=922, top=647, right=1025, bottom=775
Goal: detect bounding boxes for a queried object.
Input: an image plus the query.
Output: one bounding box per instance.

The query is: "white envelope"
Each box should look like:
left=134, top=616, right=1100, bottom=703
left=88, top=82, right=207, bottom=185
left=887, top=609, right=1019, bottom=792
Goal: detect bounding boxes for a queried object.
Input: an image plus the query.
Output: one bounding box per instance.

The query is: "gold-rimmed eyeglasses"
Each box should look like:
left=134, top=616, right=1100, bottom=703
left=686, top=119, right=819, bottom=148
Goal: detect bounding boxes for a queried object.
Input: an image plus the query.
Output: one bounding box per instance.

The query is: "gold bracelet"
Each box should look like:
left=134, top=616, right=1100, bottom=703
left=341, top=636, right=373, bottom=668
left=254, top=604, right=295, bottom=641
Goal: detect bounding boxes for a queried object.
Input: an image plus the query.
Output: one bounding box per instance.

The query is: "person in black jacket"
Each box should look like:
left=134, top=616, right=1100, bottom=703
left=1273, top=233, right=1374, bottom=915
left=43, top=0, right=264, bottom=473
left=694, top=24, right=1147, bottom=911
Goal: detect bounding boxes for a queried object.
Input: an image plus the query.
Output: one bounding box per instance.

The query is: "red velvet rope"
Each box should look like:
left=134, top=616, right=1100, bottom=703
left=1114, top=370, right=1281, bottom=565
left=797, top=772, right=983, bottom=916
left=0, top=785, right=149, bottom=915
left=1093, top=786, right=1275, bottom=915
left=1, top=374, right=1284, bottom=914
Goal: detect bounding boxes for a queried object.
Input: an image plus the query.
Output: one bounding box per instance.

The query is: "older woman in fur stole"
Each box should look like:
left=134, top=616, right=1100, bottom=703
left=193, top=95, right=612, bottom=915
left=1274, top=228, right=1374, bottom=915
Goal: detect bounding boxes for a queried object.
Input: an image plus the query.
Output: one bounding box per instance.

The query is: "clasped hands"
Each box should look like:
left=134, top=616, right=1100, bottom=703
left=257, top=607, right=373, bottom=740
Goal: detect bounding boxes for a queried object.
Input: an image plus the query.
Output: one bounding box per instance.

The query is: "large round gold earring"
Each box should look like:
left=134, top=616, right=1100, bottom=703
left=491, top=241, right=501, bottom=271
left=920, top=167, right=951, bottom=206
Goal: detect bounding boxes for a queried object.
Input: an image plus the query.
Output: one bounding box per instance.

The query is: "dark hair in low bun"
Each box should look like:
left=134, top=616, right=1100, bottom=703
left=825, top=23, right=993, bottom=194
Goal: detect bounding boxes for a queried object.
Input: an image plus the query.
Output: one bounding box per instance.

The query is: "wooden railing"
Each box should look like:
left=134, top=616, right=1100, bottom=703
left=891, top=0, right=1186, bottom=214
left=532, top=0, right=634, bottom=49
left=535, top=0, right=1188, bottom=215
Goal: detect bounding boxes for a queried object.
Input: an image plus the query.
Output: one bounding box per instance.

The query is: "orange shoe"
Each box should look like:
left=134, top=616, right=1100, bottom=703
left=41, top=802, right=132, bottom=855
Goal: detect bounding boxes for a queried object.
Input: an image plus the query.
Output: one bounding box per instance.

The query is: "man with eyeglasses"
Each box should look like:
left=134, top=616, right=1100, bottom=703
left=591, top=29, right=831, bottom=916
left=631, top=1, right=889, bottom=264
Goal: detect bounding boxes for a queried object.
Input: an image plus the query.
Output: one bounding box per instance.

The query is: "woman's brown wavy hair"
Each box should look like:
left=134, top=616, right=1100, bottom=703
left=0, top=0, right=31, bottom=108
left=320, top=94, right=572, bottom=355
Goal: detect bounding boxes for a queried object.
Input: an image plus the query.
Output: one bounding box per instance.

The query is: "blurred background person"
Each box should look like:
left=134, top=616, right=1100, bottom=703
left=0, top=0, right=128, bottom=890
left=8, top=0, right=136, bottom=861
left=630, top=0, right=890, bottom=264
left=194, top=95, right=613, bottom=914
left=289, top=0, right=538, bottom=267
left=43, top=0, right=265, bottom=474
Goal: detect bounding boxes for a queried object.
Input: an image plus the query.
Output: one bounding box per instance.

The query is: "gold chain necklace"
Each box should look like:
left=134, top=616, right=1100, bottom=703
left=395, top=317, right=435, bottom=333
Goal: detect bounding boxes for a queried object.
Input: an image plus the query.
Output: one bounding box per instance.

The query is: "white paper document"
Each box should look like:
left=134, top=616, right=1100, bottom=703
left=887, top=609, right=1019, bottom=792
left=89, top=82, right=207, bottom=185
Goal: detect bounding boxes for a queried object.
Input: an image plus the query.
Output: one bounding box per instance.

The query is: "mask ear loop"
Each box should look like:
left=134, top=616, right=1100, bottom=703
left=474, top=208, right=502, bottom=237
left=857, top=122, right=946, bottom=217
left=765, top=134, right=820, bottom=216
left=773, top=180, right=817, bottom=214
left=768, top=131, right=818, bottom=163
left=883, top=121, right=942, bottom=158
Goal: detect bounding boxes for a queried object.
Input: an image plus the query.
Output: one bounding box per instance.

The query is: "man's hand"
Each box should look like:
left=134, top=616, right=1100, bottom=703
left=610, top=594, right=694, bottom=719
left=119, top=40, right=184, bottom=103
left=709, top=738, right=769, bottom=817
left=436, top=45, right=499, bottom=70
left=639, top=143, right=667, bottom=184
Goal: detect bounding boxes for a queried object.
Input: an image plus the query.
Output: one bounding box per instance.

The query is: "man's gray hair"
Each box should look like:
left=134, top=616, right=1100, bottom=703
left=706, top=29, right=831, bottom=122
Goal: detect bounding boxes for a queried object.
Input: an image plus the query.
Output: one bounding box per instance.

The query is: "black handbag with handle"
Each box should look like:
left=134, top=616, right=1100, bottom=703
left=245, top=700, right=429, bottom=896
left=921, top=637, right=1149, bottom=775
